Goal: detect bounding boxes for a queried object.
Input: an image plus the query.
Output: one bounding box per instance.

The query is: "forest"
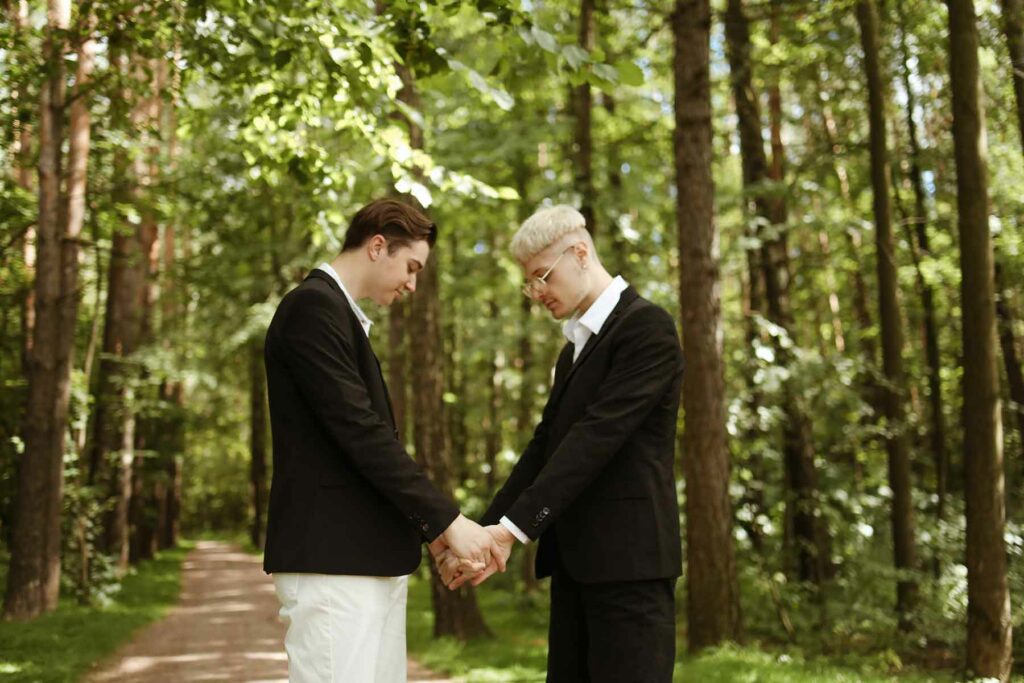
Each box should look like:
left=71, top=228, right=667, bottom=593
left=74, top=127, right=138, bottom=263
left=0, top=0, right=1022, bottom=680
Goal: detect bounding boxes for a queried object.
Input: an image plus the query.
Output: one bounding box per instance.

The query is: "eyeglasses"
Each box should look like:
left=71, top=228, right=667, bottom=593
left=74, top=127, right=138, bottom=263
left=521, top=246, right=574, bottom=298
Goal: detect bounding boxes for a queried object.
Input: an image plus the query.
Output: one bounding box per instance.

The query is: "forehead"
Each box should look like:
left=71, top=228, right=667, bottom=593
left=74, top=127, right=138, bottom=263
left=521, top=241, right=562, bottom=273
left=395, top=240, right=431, bottom=262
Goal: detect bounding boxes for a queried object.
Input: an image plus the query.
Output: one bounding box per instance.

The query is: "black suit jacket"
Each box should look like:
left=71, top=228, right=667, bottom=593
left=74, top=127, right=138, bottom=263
left=482, top=287, right=684, bottom=584
left=262, top=269, right=459, bottom=576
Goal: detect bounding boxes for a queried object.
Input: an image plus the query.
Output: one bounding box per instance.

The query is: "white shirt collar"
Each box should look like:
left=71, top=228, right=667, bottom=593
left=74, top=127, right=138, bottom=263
left=563, top=276, right=629, bottom=359
left=316, top=262, right=373, bottom=337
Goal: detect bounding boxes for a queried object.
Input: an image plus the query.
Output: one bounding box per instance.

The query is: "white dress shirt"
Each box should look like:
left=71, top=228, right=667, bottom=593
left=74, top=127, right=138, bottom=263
left=316, top=263, right=373, bottom=338
left=500, top=275, right=630, bottom=544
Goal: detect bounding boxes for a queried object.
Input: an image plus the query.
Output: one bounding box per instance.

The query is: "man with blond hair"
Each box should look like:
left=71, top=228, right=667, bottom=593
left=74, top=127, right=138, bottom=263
left=439, top=205, right=684, bottom=681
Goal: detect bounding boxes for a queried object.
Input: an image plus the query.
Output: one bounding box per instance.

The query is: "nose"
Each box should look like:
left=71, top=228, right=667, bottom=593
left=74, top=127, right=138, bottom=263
left=405, top=274, right=417, bottom=292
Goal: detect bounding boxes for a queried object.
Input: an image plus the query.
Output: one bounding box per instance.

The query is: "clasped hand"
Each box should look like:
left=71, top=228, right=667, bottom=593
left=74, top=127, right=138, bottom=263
left=428, top=515, right=515, bottom=590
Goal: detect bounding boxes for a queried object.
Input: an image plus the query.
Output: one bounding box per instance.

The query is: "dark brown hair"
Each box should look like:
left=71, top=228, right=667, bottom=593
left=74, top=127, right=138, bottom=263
left=341, top=197, right=438, bottom=254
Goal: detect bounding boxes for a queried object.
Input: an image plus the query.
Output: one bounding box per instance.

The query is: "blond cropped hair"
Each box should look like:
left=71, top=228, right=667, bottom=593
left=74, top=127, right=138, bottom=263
left=510, top=205, right=588, bottom=262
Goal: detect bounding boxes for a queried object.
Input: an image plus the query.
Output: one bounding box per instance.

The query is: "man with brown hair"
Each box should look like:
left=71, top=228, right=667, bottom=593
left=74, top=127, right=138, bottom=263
left=263, top=198, right=500, bottom=682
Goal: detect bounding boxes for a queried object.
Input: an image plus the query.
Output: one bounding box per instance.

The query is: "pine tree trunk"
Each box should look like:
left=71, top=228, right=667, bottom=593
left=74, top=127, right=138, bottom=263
left=814, top=73, right=877, bottom=366
left=895, top=0, right=949, bottom=525
left=87, top=50, right=146, bottom=572
left=11, top=0, right=36, bottom=371
left=1001, top=0, right=1024, bottom=151
left=388, top=301, right=408, bottom=439
left=674, top=0, right=742, bottom=650
left=4, top=0, right=92, bottom=619
left=857, top=0, right=918, bottom=629
left=250, top=337, right=269, bottom=549
left=484, top=300, right=502, bottom=496
left=393, top=37, right=491, bottom=639
left=725, top=0, right=829, bottom=586
left=994, top=260, right=1024, bottom=504
left=572, top=0, right=596, bottom=235
left=156, top=51, right=184, bottom=552
left=948, top=0, right=1014, bottom=677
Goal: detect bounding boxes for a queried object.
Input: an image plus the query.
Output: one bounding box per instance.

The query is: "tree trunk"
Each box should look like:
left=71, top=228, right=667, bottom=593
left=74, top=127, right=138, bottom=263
left=512, top=169, right=540, bottom=595
left=673, top=0, right=741, bottom=650
left=484, top=300, right=502, bottom=496
left=724, top=0, right=829, bottom=586
left=388, top=301, right=408, bottom=439
left=857, top=0, right=918, bottom=629
left=11, top=0, right=36, bottom=370
left=250, top=337, right=269, bottom=549
left=895, top=0, right=949, bottom=525
left=1002, top=0, right=1024, bottom=151
left=393, top=36, right=490, bottom=639
left=4, top=0, right=92, bottom=619
left=948, top=0, right=1013, bottom=677
left=409, top=260, right=491, bottom=639
left=88, top=52, right=155, bottom=572
left=602, top=94, right=630, bottom=279
left=128, top=62, right=164, bottom=566
left=572, top=0, right=596, bottom=236
left=994, top=260, right=1024, bottom=505
left=155, top=51, right=184, bottom=552
left=814, top=73, right=877, bottom=366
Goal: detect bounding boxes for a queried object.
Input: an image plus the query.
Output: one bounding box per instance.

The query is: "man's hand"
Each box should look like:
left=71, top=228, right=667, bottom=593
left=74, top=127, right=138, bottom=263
left=431, top=529, right=486, bottom=581
left=441, top=514, right=495, bottom=568
left=448, top=524, right=516, bottom=590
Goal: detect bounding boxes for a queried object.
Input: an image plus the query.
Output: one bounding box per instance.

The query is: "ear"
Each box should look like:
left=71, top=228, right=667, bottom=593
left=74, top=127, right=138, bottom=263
left=573, top=240, right=589, bottom=266
left=367, top=234, right=388, bottom=261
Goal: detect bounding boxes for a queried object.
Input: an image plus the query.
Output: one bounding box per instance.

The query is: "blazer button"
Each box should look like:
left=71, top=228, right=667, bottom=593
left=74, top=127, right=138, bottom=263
left=421, top=523, right=430, bottom=533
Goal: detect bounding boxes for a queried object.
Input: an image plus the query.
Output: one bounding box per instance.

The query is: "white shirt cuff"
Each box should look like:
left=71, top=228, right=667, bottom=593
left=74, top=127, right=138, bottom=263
left=499, top=516, right=530, bottom=544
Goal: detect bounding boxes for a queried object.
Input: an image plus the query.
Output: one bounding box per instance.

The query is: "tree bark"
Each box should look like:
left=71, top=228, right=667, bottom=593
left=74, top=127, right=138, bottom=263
left=4, top=0, right=92, bottom=619
left=673, top=0, right=741, bottom=650
left=388, top=301, right=408, bottom=439
left=895, top=0, right=949, bottom=525
left=11, top=0, right=36, bottom=370
left=814, top=72, right=877, bottom=366
left=88, top=51, right=149, bottom=572
left=948, top=0, right=1013, bottom=678
left=157, top=51, right=184, bottom=552
left=250, top=337, right=269, bottom=549
left=857, top=0, right=918, bottom=629
left=393, top=36, right=490, bottom=639
left=1002, top=0, right=1024, bottom=151
left=724, top=0, right=829, bottom=586
left=994, top=260, right=1024, bottom=505
left=572, top=0, right=596, bottom=236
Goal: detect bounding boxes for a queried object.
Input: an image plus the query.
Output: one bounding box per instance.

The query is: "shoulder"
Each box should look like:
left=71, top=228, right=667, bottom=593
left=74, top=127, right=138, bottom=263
left=274, top=279, right=354, bottom=337
left=621, top=296, right=677, bottom=335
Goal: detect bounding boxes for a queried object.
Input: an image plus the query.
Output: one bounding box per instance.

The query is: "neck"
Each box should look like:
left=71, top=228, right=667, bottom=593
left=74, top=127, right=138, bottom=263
left=576, top=268, right=615, bottom=315
left=328, top=252, right=368, bottom=300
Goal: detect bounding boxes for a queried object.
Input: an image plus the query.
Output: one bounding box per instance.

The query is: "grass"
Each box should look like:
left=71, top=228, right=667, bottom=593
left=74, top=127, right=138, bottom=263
left=406, top=574, right=970, bottom=683
left=0, top=542, right=191, bottom=683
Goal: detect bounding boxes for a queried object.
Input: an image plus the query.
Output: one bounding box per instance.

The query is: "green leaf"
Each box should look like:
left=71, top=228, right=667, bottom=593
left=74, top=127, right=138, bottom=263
left=563, top=45, right=589, bottom=70
left=532, top=26, right=559, bottom=53
left=592, top=63, right=619, bottom=83
left=615, top=60, right=644, bottom=87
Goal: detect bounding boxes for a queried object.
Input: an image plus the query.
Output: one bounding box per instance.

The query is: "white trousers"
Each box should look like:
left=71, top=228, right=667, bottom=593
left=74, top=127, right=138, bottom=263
left=273, top=573, right=409, bottom=683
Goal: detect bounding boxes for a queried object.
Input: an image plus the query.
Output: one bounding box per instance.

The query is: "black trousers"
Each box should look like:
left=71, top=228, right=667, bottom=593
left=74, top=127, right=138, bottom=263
left=546, top=558, right=677, bottom=682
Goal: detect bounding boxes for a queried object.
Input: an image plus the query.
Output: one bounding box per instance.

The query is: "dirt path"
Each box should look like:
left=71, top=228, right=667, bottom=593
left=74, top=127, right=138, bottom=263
left=85, top=540, right=451, bottom=682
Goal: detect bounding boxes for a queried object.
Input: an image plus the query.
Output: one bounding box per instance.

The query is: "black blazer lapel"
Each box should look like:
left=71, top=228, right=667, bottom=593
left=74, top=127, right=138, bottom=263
left=560, top=287, right=640, bottom=387
left=544, top=344, right=576, bottom=417
left=306, top=269, right=399, bottom=434
left=545, top=287, right=641, bottom=409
